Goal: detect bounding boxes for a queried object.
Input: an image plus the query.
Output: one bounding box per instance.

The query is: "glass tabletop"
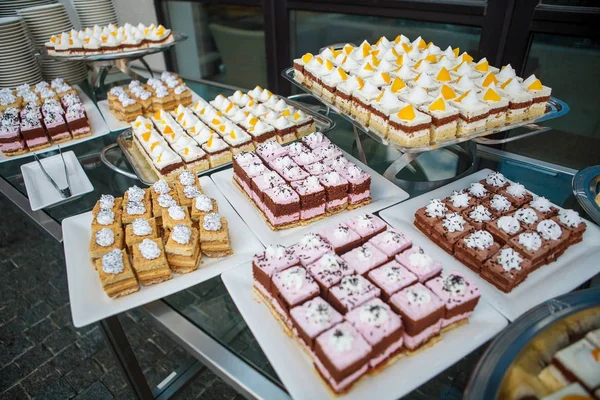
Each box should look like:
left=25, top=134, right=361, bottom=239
left=0, top=76, right=588, bottom=398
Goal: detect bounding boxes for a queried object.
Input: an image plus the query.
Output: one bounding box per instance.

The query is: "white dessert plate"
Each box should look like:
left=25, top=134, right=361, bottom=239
left=211, top=151, right=410, bottom=247
left=222, top=262, right=508, bottom=400
left=0, top=85, right=110, bottom=163
left=62, top=176, right=264, bottom=327
left=21, top=150, right=93, bottom=211
left=379, top=169, right=600, bottom=321
left=97, top=88, right=204, bottom=132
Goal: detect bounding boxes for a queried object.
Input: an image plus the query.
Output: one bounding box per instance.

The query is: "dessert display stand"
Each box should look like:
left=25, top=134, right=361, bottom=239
left=38, top=32, right=187, bottom=99
left=282, top=65, right=570, bottom=192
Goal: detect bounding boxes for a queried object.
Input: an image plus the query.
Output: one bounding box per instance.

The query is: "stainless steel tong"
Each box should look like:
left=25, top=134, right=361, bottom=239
left=33, top=145, right=72, bottom=198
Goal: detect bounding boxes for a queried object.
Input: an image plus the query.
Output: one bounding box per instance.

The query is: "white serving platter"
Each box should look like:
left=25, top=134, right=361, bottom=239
left=63, top=176, right=264, bottom=327
left=222, top=262, right=508, bottom=400
left=97, top=88, right=204, bottom=132
left=0, top=85, right=110, bottom=163
left=21, top=150, right=93, bottom=211
left=211, top=151, right=410, bottom=247
left=379, top=168, right=600, bottom=321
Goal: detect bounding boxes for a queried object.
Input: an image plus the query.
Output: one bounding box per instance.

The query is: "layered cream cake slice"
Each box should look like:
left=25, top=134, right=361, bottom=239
left=388, top=103, right=432, bottom=147
left=351, top=80, right=380, bottom=126
left=411, top=72, right=440, bottom=93
left=222, top=128, right=255, bottom=155
left=450, top=90, right=490, bottom=135
left=479, top=84, right=509, bottom=128
left=201, top=134, right=232, bottom=168
left=418, top=95, right=459, bottom=142
left=473, top=57, right=499, bottom=75
left=500, top=78, right=533, bottom=123
left=293, top=53, right=314, bottom=84
left=368, top=88, right=403, bottom=138
left=312, top=59, right=335, bottom=95
left=320, top=67, right=348, bottom=104
left=431, top=66, right=454, bottom=88
left=334, top=75, right=362, bottom=113
left=302, top=56, right=324, bottom=89
left=398, top=86, right=434, bottom=108
left=452, top=75, right=478, bottom=95
left=522, top=74, right=552, bottom=118
left=475, top=71, right=499, bottom=91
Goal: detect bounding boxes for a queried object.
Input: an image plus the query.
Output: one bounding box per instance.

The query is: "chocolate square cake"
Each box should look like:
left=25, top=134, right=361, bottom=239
left=431, top=213, right=475, bottom=254
left=481, top=246, right=531, bottom=293
left=454, top=230, right=501, bottom=272
left=289, top=297, right=343, bottom=351
left=462, top=204, right=495, bottom=230
left=553, top=209, right=586, bottom=245
left=509, top=231, right=552, bottom=270
left=486, top=214, right=524, bottom=244
left=414, top=199, right=448, bottom=235
left=262, top=184, right=300, bottom=229
left=318, top=171, right=349, bottom=214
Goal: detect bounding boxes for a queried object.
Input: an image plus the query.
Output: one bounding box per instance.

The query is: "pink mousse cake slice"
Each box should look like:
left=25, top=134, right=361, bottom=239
left=389, top=283, right=445, bottom=350
left=367, top=260, right=418, bottom=301
left=290, top=233, right=334, bottom=266
left=307, top=252, right=354, bottom=297
left=329, top=275, right=381, bottom=314
left=290, top=297, right=343, bottom=351
left=425, top=272, right=481, bottom=329
left=272, top=266, right=320, bottom=317
left=303, top=161, right=332, bottom=176
left=325, top=155, right=350, bottom=172
left=291, top=149, right=322, bottom=166
left=313, top=321, right=372, bottom=394
left=290, top=176, right=326, bottom=221
left=255, top=140, right=288, bottom=162
left=312, top=143, right=343, bottom=162
left=395, top=246, right=442, bottom=283
left=339, top=164, right=371, bottom=206
left=302, top=131, right=331, bottom=150
left=238, top=161, right=268, bottom=197
left=368, top=229, right=412, bottom=258
left=285, top=142, right=309, bottom=157
left=269, top=155, right=296, bottom=174
left=251, top=171, right=285, bottom=211
left=280, top=164, right=310, bottom=183
left=263, top=184, right=300, bottom=228
left=344, top=298, right=404, bottom=368
left=252, top=244, right=299, bottom=294
left=341, top=242, right=388, bottom=276
left=319, top=222, right=362, bottom=255
left=346, top=214, right=388, bottom=242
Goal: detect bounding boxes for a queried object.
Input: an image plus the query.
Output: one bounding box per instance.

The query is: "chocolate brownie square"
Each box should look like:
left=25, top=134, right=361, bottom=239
left=554, top=210, right=586, bottom=245
left=444, top=190, right=477, bottom=213
left=454, top=230, right=501, bottom=272
left=480, top=171, right=509, bottom=194
left=509, top=231, right=552, bottom=270
left=535, top=219, right=571, bottom=263
left=486, top=194, right=516, bottom=217
left=431, top=213, right=475, bottom=254
left=502, top=182, right=533, bottom=207
left=481, top=246, right=531, bottom=293
left=414, top=199, right=447, bottom=235
left=529, top=197, right=559, bottom=219
left=462, top=204, right=495, bottom=230
left=486, top=214, right=524, bottom=244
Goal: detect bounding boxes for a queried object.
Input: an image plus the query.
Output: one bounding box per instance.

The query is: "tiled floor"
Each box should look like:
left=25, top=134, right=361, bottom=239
left=0, top=194, right=238, bottom=400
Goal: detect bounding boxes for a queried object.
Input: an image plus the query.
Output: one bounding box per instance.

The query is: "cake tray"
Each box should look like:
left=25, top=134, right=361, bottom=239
left=282, top=67, right=570, bottom=154
left=105, top=97, right=335, bottom=185
left=572, top=165, right=600, bottom=226
left=38, top=32, right=188, bottom=62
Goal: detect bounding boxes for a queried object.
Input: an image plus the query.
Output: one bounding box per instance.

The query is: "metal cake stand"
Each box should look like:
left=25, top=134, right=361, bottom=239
left=38, top=32, right=188, bottom=97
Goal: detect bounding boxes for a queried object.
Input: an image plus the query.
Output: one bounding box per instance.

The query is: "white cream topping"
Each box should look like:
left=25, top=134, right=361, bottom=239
left=408, top=251, right=433, bottom=270
left=101, top=249, right=124, bottom=274
left=95, top=228, right=114, bottom=247
left=138, top=239, right=161, bottom=260
left=518, top=232, right=542, bottom=251
left=558, top=209, right=582, bottom=228
left=280, top=268, right=304, bottom=291
left=406, top=287, right=431, bottom=305
left=530, top=197, right=553, bottom=213
left=132, top=218, right=152, bottom=236
left=515, top=208, right=539, bottom=225
left=496, top=248, right=523, bottom=272
left=157, top=194, right=176, bottom=208
left=195, top=195, right=213, bottom=212
left=450, top=191, right=471, bottom=208
left=506, top=183, right=527, bottom=198
left=490, top=194, right=512, bottom=212
left=537, top=219, right=562, bottom=241
left=168, top=205, right=185, bottom=220
left=172, top=224, right=192, bottom=244
left=443, top=213, right=466, bottom=233
left=203, top=213, right=222, bottom=231
left=329, top=328, right=354, bottom=352
left=497, top=216, right=520, bottom=234
left=359, top=303, right=389, bottom=326
left=152, top=180, right=171, bottom=194
left=464, top=230, right=494, bottom=250
left=469, top=205, right=492, bottom=222
left=468, top=182, right=487, bottom=198
left=265, top=244, right=286, bottom=260
left=127, top=186, right=145, bottom=202
left=96, top=209, right=115, bottom=225
left=486, top=172, right=506, bottom=187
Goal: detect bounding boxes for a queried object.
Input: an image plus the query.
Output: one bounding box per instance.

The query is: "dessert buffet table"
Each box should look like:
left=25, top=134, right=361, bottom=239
left=0, top=78, right=596, bottom=400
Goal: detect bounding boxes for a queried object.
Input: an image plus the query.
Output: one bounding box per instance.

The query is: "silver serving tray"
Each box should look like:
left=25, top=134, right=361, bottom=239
left=38, top=32, right=187, bottom=62
left=573, top=165, right=600, bottom=226
left=464, top=286, right=600, bottom=399
left=113, top=98, right=335, bottom=185
left=282, top=67, right=570, bottom=154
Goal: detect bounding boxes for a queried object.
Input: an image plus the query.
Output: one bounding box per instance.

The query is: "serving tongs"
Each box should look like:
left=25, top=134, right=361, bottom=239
left=33, top=145, right=72, bottom=198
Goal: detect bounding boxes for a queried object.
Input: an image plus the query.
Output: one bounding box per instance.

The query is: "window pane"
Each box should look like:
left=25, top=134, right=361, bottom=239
left=503, top=33, right=600, bottom=169
left=161, top=2, right=267, bottom=89
left=290, top=11, right=482, bottom=61
left=541, top=0, right=598, bottom=6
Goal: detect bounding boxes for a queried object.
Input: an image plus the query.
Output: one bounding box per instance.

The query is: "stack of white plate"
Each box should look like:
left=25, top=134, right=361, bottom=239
left=17, top=4, right=88, bottom=83
left=72, top=0, right=118, bottom=28
left=0, top=16, right=43, bottom=88
left=0, top=0, right=55, bottom=18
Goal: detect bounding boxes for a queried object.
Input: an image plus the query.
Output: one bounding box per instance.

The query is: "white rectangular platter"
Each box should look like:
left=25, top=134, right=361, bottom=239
left=0, top=85, right=111, bottom=163
left=211, top=151, right=410, bottom=247
left=63, top=176, right=264, bottom=327
left=379, top=168, right=600, bottom=321
left=97, top=89, right=204, bottom=132
left=222, top=262, right=508, bottom=400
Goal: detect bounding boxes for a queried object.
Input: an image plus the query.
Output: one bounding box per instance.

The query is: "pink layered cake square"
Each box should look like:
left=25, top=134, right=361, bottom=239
left=290, top=297, right=343, bottom=351
left=302, top=131, right=331, bottom=150
left=325, top=155, right=350, bottom=172
left=318, top=172, right=349, bottom=214
left=367, top=260, right=418, bottom=301
left=329, top=275, right=381, bottom=314
left=290, top=176, right=326, bottom=222
left=339, top=164, right=371, bottom=206
left=389, top=283, right=445, bottom=351
left=395, top=246, right=442, bottom=283
left=43, top=111, right=72, bottom=143
left=252, top=244, right=299, bottom=294
left=312, top=143, right=343, bottom=162
left=307, top=252, right=354, bottom=297
left=269, top=155, right=296, bottom=174
left=341, top=242, right=388, bottom=276
left=251, top=171, right=285, bottom=211
left=263, top=184, right=300, bottom=229
left=255, top=140, right=288, bottom=162
left=64, top=104, right=91, bottom=138
left=20, top=115, right=49, bottom=151
left=290, top=233, right=334, bottom=266
left=272, top=266, right=320, bottom=315
left=280, top=165, right=310, bottom=183
left=425, top=272, right=480, bottom=329
left=346, top=214, right=388, bottom=242
left=369, top=229, right=412, bottom=258
left=286, top=142, right=309, bottom=158
left=345, top=298, right=404, bottom=368
left=233, top=151, right=260, bottom=183
left=291, top=149, right=322, bottom=166
left=238, top=161, right=268, bottom=197
left=314, top=322, right=372, bottom=394
left=319, top=222, right=362, bottom=254
left=0, top=113, right=26, bottom=155
left=303, top=161, right=332, bottom=176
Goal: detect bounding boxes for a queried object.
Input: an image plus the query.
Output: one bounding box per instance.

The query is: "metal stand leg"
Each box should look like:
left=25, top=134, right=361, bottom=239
left=99, top=316, right=154, bottom=400
left=352, top=126, right=368, bottom=165
left=138, top=57, right=154, bottom=77
left=383, top=151, right=423, bottom=184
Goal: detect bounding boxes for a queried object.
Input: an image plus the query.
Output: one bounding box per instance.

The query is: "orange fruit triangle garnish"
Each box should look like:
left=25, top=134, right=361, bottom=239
left=207, top=135, right=214, bottom=147
left=364, top=62, right=374, bottom=72
left=391, top=77, right=406, bottom=92
left=230, top=130, right=237, bottom=139
left=462, top=53, right=474, bottom=63
left=154, top=111, right=161, bottom=119
left=484, top=88, right=501, bottom=102
left=436, top=67, right=451, bottom=82
left=141, top=131, right=151, bottom=141
left=528, top=79, right=543, bottom=90
left=475, top=60, right=489, bottom=72
left=455, top=90, right=470, bottom=103
left=453, top=47, right=460, bottom=57
left=440, top=85, right=457, bottom=100
left=482, top=73, right=498, bottom=87
left=397, top=104, right=416, bottom=121
left=429, top=97, right=446, bottom=111
left=501, top=78, right=513, bottom=89
left=150, top=141, right=159, bottom=151
left=301, top=53, right=313, bottom=63
left=281, top=109, right=291, bottom=117
left=164, top=126, right=173, bottom=134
